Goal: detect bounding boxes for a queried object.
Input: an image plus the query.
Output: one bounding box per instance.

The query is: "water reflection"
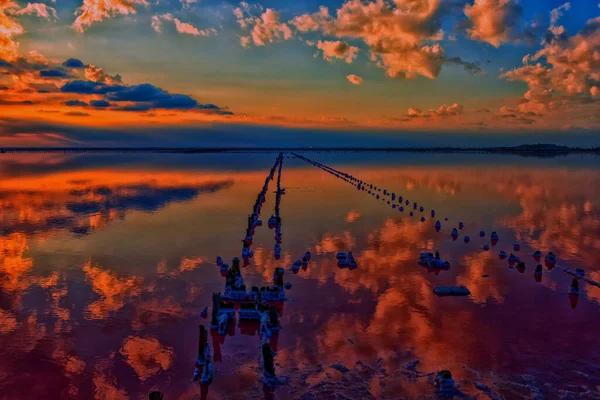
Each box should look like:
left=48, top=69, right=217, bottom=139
left=120, top=336, right=174, bottom=381
left=0, top=176, right=232, bottom=237
left=84, top=260, right=144, bottom=320
left=0, top=153, right=599, bottom=399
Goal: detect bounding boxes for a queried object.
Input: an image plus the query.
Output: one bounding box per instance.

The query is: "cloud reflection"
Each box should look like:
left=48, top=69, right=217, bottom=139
left=0, top=157, right=599, bottom=398
left=84, top=260, right=144, bottom=320
left=0, top=169, right=233, bottom=238
left=120, top=336, right=174, bottom=381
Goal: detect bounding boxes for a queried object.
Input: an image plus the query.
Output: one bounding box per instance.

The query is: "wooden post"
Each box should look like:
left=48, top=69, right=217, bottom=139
left=232, top=257, right=241, bottom=275
left=225, top=268, right=235, bottom=287
left=198, top=325, right=207, bottom=363
left=274, top=268, right=284, bottom=287
left=262, top=342, right=276, bottom=378
left=570, top=279, right=579, bottom=294
left=269, top=306, right=279, bottom=328
left=211, top=293, right=220, bottom=327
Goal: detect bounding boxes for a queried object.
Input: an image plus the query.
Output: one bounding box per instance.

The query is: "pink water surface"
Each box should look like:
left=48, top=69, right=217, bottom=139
left=0, top=152, right=599, bottom=399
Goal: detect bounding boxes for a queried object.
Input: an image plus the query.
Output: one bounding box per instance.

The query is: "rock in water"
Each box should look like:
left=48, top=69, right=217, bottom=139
left=434, top=370, right=455, bottom=394
left=405, top=360, right=420, bottom=370
left=433, top=286, right=471, bottom=297
left=330, top=363, right=350, bottom=373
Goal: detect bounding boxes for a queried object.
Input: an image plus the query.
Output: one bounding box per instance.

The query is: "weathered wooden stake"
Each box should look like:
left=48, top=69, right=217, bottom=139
left=232, top=257, right=241, bottom=275
left=262, top=342, right=276, bottom=379
left=570, top=278, right=579, bottom=295
left=211, top=292, right=220, bottom=327
left=197, top=325, right=207, bottom=363
left=269, top=306, right=279, bottom=328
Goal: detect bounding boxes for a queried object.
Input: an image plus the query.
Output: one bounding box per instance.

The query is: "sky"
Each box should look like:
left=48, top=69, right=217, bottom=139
left=0, top=0, right=599, bottom=147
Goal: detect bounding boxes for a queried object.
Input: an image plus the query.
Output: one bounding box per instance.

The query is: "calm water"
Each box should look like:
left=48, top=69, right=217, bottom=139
left=1, top=152, right=599, bottom=400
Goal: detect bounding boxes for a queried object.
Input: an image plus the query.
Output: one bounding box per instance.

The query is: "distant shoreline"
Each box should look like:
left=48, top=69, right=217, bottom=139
left=0, top=144, right=599, bottom=154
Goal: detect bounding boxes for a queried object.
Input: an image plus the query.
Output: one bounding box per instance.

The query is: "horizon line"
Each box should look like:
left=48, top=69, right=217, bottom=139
left=1, top=144, right=600, bottom=153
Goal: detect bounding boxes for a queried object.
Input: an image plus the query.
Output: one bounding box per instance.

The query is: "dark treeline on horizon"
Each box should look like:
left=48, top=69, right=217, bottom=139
left=1, top=144, right=600, bottom=154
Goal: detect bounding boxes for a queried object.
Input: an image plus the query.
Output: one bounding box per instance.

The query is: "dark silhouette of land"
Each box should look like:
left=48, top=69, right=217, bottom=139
left=0, top=143, right=598, bottom=155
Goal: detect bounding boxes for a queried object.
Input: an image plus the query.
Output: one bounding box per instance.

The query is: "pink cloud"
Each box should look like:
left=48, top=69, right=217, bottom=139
left=464, top=0, right=522, bottom=47
left=500, top=7, right=600, bottom=117
left=346, top=74, right=362, bottom=85
left=291, top=6, right=330, bottom=32
left=72, top=0, right=149, bottom=32
left=430, top=103, right=464, bottom=116
left=173, top=19, right=202, bottom=36
left=240, top=36, right=251, bottom=47
left=151, top=15, right=162, bottom=32
left=405, top=103, right=463, bottom=118
left=493, top=106, right=537, bottom=124
left=407, top=108, right=423, bottom=117
left=152, top=14, right=216, bottom=36
left=236, top=7, right=293, bottom=47
left=316, top=40, right=359, bottom=63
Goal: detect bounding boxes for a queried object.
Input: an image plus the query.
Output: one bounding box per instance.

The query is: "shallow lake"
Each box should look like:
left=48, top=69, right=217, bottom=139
left=0, top=152, right=599, bottom=399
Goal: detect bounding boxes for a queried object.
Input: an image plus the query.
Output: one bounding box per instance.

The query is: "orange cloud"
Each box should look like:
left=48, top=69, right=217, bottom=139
left=85, top=64, right=122, bottom=85
left=403, top=103, right=464, bottom=119
left=346, top=74, right=363, bottom=85
left=430, top=103, right=464, bottom=116
left=315, top=40, right=359, bottom=63
left=407, top=107, right=423, bottom=118
left=14, top=2, right=57, bottom=20
left=464, top=0, right=522, bottom=47
left=72, top=0, right=149, bottom=32
left=0, top=0, right=24, bottom=62
left=291, top=0, right=451, bottom=79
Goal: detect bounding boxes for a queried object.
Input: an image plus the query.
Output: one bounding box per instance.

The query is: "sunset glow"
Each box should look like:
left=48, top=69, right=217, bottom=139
left=1, top=0, right=599, bottom=147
